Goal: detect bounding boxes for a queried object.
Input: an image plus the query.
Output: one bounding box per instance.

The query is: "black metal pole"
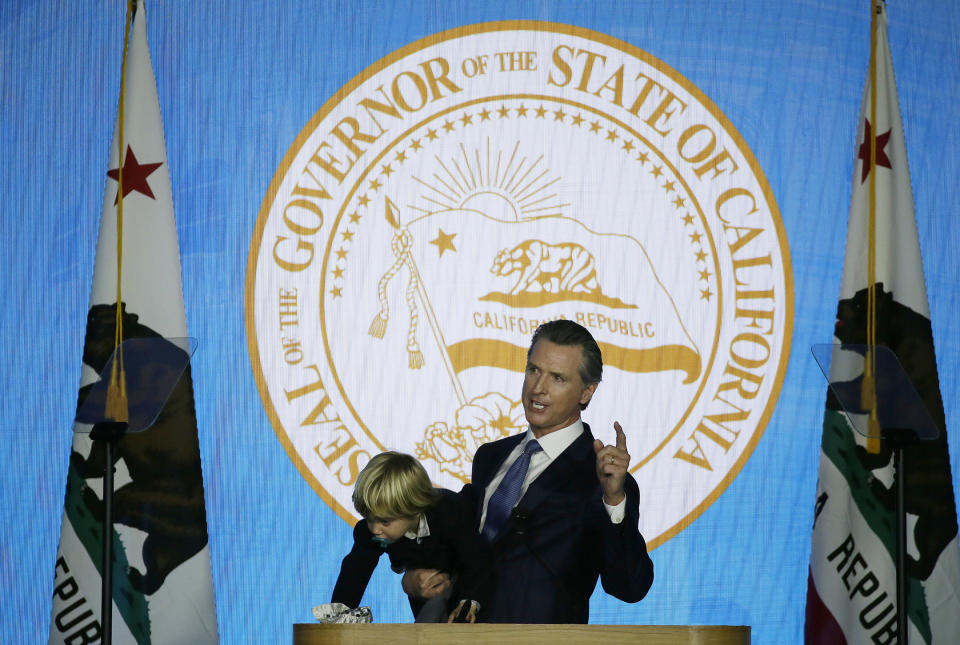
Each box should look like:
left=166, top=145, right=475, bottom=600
left=895, top=441, right=907, bottom=645
left=91, top=421, right=127, bottom=645
left=102, top=437, right=113, bottom=645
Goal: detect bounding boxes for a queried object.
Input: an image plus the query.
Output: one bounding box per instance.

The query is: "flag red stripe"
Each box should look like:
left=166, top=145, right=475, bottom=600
left=804, top=569, right=848, bottom=645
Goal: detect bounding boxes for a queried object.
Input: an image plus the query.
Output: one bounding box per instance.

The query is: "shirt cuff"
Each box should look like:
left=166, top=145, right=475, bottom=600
left=603, top=497, right=626, bottom=524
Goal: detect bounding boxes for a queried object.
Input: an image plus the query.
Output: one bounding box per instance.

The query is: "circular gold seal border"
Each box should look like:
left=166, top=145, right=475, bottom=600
left=316, top=92, right=724, bottom=469
left=245, top=20, right=796, bottom=546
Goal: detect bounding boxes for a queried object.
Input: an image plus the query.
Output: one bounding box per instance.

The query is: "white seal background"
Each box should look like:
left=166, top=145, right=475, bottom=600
left=247, top=22, right=793, bottom=548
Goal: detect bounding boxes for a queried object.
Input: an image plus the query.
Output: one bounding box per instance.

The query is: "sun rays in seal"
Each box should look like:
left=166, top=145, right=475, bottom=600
left=408, top=138, right=569, bottom=222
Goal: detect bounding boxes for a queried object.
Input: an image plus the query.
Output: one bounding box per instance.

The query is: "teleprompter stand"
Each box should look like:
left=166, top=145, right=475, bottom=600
left=74, top=337, right=197, bottom=645
left=812, top=344, right=940, bottom=645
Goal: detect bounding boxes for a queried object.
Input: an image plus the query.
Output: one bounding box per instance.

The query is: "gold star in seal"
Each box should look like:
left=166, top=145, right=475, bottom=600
left=429, top=228, right=457, bottom=256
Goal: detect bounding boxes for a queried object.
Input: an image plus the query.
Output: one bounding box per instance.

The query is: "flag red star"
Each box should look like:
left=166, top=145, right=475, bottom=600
left=106, top=145, right=164, bottom=204
left=857, top=118, right=892, bottom=183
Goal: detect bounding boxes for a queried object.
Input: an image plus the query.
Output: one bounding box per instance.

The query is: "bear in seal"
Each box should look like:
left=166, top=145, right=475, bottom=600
left=490, top=240, right=600, bottom=295
left=72, top=302, right=209, bottom=596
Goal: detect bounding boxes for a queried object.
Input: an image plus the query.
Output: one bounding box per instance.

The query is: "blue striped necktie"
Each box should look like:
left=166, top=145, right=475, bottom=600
left=482, top=440, right=542, bottom=541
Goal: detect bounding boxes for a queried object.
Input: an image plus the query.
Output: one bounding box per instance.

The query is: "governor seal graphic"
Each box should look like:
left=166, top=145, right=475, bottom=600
left=246, top=22, right=793, bottom=548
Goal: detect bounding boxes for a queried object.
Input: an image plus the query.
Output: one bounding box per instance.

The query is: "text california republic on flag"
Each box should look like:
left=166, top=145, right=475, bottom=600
left=804, top=2, right=960, bottom=644
left=49, top=2, right=218, bottom=644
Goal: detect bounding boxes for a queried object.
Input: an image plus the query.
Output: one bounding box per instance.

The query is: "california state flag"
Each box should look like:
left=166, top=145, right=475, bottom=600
left=48, top=2, right=218, bottom=644
left=804, top=2, right=960, bottom=644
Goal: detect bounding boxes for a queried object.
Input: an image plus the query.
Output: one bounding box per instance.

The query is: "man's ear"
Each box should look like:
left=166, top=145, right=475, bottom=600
left=580, top=382, right=598, bottom=407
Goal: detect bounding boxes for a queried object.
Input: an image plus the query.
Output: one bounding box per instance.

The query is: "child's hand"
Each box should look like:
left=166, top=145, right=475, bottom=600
left=446, top=599, right=478, bottom=623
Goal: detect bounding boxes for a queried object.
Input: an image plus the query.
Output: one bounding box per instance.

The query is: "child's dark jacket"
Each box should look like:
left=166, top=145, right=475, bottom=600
left=331, top=489, right=492, bottom=617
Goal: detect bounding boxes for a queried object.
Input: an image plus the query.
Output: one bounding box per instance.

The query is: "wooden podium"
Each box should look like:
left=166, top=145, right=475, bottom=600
left=293, top=624, right=750, bottom=645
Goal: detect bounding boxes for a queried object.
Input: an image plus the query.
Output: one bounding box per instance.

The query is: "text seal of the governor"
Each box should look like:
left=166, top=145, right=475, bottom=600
left=247, top=21, right=793, bottom=548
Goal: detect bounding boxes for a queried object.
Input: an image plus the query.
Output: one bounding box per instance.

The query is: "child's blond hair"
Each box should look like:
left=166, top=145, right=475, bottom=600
left=352, top=452, right=440, bottom=519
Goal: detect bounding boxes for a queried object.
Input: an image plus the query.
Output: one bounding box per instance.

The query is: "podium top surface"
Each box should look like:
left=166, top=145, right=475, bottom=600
left=293, top=623, right=750, bottom=645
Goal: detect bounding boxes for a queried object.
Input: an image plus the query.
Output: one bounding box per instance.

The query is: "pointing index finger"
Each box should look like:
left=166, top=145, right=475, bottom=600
left=614, top=421, right=626, bottom=449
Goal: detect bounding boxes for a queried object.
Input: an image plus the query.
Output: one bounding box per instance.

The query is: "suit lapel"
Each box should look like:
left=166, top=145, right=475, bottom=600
left=474, top=434, right=524, bottom=527
left=516, top=424, right=595, bottom=515
left=476, top=434, right=524, bottom=488
left=482, top=424, right=597, bottom=542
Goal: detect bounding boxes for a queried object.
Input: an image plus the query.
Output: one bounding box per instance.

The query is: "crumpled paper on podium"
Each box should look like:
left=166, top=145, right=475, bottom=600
left=312, top=602, right=373, bottom=624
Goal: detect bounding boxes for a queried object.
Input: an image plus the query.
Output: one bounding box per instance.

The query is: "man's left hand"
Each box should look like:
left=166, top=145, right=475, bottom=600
left=401, top=568, right=451, bottom=600
left=593, top=421, right=629, bottom=505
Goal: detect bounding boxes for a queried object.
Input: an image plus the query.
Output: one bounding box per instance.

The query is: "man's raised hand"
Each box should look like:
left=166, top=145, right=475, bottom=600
left=593, top=421, right=629, bottom=505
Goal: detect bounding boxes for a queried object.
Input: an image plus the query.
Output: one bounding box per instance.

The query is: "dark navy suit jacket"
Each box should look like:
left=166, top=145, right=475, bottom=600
left=462, top=423, right=653, bottom=623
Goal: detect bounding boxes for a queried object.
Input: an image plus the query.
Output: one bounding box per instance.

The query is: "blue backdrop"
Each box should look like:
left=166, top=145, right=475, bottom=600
left=2, top=1, right=959, bottom=643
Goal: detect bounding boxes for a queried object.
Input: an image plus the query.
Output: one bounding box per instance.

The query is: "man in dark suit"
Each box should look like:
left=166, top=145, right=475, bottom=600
left=404, top=320, right=654, bottom=623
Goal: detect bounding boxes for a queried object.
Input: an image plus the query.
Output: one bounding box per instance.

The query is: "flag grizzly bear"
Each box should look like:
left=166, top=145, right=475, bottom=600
left=73, top=302, right=209, bottom=595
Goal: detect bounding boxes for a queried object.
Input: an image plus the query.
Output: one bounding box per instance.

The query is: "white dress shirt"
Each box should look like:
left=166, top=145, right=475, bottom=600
left=478, top=419, right=625, bottom=532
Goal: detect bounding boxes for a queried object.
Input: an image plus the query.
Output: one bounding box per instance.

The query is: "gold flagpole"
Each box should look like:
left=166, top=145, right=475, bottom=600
left=105, top=0, right=135, bottom=423
left=861, top=0, right=881, bottom=453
